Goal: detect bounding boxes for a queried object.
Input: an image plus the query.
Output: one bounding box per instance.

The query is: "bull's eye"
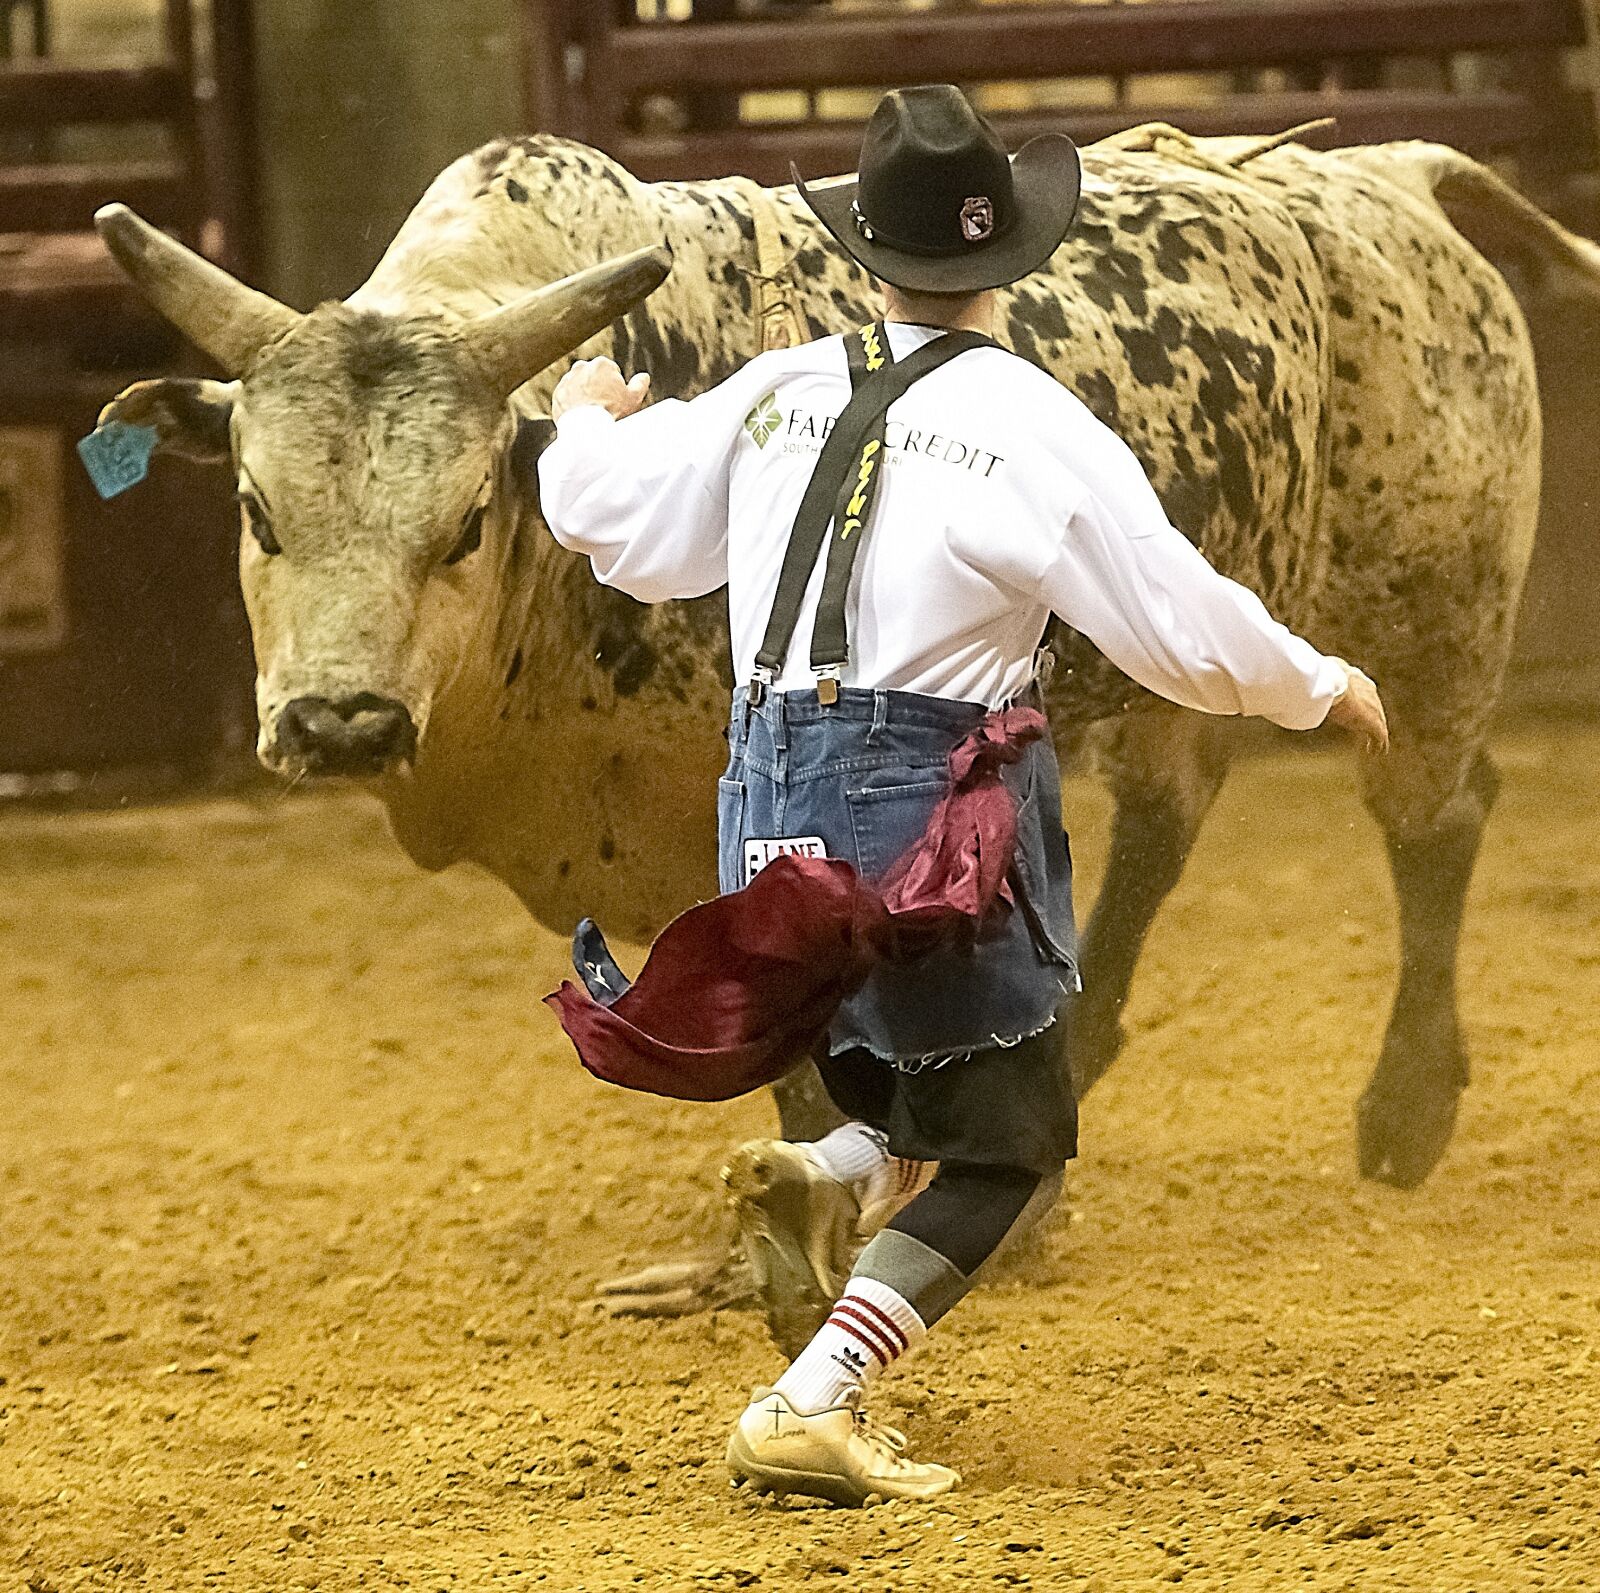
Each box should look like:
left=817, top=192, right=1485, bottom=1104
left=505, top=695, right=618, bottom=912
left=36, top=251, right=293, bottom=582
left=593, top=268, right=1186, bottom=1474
left=239, top=494, right=280, bottom=557
left=445, top=504, right=486, bottom=567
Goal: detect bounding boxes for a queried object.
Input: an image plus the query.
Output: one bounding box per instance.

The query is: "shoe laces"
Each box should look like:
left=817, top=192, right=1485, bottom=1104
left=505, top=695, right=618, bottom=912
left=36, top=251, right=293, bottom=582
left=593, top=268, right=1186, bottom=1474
left=844, top=1390, right=907, bottom=1454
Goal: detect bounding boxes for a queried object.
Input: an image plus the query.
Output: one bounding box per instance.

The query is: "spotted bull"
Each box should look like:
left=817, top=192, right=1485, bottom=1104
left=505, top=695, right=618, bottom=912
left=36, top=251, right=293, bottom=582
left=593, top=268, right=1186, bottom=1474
left=97, top=127, right=1600, bottom=1222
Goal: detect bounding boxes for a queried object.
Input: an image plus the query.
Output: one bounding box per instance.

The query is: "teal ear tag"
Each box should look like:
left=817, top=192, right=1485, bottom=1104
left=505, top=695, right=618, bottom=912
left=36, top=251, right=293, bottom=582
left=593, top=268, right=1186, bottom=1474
left=77, top=422, right=159, bottom=500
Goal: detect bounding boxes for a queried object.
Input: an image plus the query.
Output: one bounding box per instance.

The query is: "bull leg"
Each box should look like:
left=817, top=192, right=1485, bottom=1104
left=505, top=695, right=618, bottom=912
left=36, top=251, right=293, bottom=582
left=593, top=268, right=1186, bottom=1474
left=591, top=1062, right=841, bottom=1318
left=1356, top=742, right=1499, bottom=1188
left=1072, top=709, right=1236, bottom=1095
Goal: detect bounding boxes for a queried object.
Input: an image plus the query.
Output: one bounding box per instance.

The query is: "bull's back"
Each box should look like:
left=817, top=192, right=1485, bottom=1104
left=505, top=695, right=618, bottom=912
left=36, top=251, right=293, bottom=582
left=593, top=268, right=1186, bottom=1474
left=1249, top=144, right=1540, bottom=668
left=986, top=153, right=1335, bottom=724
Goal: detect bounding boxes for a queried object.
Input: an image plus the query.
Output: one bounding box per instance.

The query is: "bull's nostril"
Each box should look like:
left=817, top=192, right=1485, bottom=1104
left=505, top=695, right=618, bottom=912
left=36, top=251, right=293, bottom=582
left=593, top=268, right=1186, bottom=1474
left=277, top=697, right=345, bottom=756
left=277, top=694, right=417, bottom=772
left=343, top=700, right=418, bottom=762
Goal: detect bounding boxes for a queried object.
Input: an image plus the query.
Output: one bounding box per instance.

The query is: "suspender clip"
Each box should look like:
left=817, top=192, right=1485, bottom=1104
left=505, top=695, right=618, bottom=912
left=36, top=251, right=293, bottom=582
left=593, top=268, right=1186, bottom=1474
left=747, top=666, right=773, bottom=709
left=815, top=666, right=841, bottom=707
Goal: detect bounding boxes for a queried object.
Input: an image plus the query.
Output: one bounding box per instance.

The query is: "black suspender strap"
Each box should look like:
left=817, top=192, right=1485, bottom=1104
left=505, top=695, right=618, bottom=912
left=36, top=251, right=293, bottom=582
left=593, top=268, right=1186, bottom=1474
left=810, top=325, right=894, bottom=683
left=750, top=321, right=995, bottom=704
left=752, top=323, right=892, bottom=690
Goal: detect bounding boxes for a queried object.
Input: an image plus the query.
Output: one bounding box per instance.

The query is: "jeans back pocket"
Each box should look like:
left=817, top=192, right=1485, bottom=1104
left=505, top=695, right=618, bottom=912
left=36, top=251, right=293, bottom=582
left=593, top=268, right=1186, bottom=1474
left=845, top=776, right=949, bottom=881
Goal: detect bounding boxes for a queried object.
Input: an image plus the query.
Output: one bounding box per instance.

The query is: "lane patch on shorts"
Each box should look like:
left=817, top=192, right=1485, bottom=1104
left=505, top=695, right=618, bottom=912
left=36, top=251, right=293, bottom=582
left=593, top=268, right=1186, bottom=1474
left=744, top=836, right=828, bottom=886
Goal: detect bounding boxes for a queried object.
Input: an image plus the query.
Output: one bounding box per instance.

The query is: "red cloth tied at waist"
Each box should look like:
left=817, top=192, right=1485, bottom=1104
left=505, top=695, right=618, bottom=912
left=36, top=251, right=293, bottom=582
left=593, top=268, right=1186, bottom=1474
left=544, top=704, right=1047, bottom=1101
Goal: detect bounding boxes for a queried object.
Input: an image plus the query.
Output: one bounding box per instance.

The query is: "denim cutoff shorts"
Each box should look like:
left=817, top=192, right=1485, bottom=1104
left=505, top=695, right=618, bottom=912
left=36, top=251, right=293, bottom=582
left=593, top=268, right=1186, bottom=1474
left=719, top=684, right=1079, bottom=1067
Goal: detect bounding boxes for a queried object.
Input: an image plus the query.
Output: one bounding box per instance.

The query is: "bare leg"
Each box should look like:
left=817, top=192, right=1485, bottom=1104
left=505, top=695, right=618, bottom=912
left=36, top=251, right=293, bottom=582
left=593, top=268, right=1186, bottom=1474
left=1072, top=709, right=1236, bottom=1094
left=1356, top=743, right=1499, bottom=1188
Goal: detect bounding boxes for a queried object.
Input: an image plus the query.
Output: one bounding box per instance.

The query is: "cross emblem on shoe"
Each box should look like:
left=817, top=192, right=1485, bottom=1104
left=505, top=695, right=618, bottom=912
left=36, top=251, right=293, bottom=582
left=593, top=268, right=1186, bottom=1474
left=766, top=1398, right=787, bottom=1438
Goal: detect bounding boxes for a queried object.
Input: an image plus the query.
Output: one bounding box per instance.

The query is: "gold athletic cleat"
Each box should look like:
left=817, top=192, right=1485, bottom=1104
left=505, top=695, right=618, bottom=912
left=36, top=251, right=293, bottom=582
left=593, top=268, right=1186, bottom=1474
left=721, top=1138, right=861, bottom=1357
left=727, top=1388, right=960, bottom=1507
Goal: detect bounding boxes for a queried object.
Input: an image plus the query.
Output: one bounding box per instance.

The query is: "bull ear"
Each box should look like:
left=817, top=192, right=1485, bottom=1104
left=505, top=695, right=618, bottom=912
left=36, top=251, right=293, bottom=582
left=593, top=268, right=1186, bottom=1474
left=463, top=244, right=672, bottom=398
left=97, top=378, right=237, bottom=465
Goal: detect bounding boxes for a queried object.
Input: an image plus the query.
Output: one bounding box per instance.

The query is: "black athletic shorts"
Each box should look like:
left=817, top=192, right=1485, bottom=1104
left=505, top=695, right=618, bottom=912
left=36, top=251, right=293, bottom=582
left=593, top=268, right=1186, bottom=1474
left=815, top=1017, right=1079, bottom=1175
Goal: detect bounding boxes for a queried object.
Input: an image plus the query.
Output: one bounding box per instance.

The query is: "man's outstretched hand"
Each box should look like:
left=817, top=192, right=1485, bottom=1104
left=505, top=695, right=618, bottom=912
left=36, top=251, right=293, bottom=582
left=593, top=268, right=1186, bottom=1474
left=1326, top=661, right=1389, bottom=754
left=552, top=357, right=651, bottom=422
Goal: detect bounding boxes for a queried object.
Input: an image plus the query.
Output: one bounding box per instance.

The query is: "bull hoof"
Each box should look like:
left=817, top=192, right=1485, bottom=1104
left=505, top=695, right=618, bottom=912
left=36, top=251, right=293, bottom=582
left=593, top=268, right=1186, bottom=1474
left=1355, top=1079, right=1463, bottom=1190
left=593, top=1242, right=757, bottom=1318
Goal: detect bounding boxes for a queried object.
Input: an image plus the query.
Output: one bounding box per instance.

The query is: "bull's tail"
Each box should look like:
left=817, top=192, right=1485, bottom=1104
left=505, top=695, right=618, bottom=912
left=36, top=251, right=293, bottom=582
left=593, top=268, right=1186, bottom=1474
left=1361, top=142, right=1600, bottom=307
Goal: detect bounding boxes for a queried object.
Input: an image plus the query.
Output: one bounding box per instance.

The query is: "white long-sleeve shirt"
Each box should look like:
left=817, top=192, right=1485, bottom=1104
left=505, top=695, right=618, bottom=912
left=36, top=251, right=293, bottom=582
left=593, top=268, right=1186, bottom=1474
left=538, top=322, right=1346, bottom=729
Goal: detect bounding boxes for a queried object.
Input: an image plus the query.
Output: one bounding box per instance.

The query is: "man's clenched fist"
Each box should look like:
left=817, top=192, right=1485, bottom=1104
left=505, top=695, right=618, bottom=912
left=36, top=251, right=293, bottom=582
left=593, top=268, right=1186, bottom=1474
left=552, top=357, right=651, bottom=422
left=1325, top=661, right=1389, bottom=754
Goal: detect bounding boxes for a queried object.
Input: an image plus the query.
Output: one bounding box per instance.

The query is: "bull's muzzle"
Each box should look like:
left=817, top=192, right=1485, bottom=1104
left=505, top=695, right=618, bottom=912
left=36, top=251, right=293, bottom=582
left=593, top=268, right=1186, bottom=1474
left=274, top=693, right=417, bottom=777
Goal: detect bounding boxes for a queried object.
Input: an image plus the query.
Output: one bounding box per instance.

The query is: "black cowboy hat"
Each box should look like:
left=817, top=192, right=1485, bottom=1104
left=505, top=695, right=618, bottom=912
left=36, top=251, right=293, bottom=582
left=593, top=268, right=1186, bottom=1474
left=794, top=84, right=1081, bottom=294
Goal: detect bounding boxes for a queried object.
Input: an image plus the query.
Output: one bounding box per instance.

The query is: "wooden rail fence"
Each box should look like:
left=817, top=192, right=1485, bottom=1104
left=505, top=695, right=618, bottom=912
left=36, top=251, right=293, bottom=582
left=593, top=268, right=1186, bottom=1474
left=521, top=0, right=1596, bottom=194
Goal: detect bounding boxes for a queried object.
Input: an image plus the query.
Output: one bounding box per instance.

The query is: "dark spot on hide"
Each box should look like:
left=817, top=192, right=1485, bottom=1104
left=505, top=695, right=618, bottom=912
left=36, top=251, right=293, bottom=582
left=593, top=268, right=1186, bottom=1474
left=339, top=313, right=439, bottom=392
left=1249, top=237, right=1285, bottom=280
left=618, top=309, right=703, bottom=393
left=1118, top=324, right=1175, bottom=387
left=1018, top=290, right=1070, bottom=342
left=1161, top=437, right=1220, bottom=538
left=718, top=197, right=756, bottom=241
left=476, top=138, right=514, bottom=181
left=1212, top=423, right=1254, bottom=528
left=1256, top=525, right=1276, bottom=588
left=1153, top=222, right=1196, bottom=284
left=1071, top=369, right=1121, bottom=428
left=1334, top=357, right=1362, bottom=384
left=1005, top=313, right=1046, bottom=371
left=1344, top=422, right=1363, bottom=448
left=610, top=315, right=635, bottom=371
left=1078, top=241, right=1151, bottom=322
left=1115, top=306, right=1184, bottom=388
left=599, top=836, right=617, bottom=863
left=505, top=177, right=530, bottom=204
left=793, top=247, right=828, bottom=278
left=505, top=647, right=524, bottom=687
left=581, top=694, right=598, bottom=712
left=830, top=285, right=871, bottom=323
left=1330, top=293, right=1355, bottom=320
left=558, top=859, right=571, bottom=877
left=592, top=591, right=661, bottom=697
left=720, top=259, right=753, bottom=313
left=1117, top=196, right=1165, bottom=235
left=510, top=416, right=557, bottom=486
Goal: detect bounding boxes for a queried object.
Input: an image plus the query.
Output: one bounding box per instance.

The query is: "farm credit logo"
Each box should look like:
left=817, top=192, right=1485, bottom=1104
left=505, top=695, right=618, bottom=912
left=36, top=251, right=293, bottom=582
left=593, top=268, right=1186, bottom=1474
left=743, top=391, right=783, bottom=449
left=753, top=403, right=1006, bottom=477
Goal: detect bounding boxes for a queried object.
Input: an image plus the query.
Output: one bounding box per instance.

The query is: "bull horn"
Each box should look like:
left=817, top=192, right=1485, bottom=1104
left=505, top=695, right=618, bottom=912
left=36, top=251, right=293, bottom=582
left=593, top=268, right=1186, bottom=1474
left=464, top=243, right=673, bottom=397
left=95, top=204, right=301, bottom=375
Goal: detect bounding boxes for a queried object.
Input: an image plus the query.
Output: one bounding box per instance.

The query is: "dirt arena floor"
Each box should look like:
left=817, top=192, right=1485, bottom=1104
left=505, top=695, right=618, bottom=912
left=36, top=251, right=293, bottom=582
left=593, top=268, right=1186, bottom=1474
left=3, top=723, right=1598, bottom=1591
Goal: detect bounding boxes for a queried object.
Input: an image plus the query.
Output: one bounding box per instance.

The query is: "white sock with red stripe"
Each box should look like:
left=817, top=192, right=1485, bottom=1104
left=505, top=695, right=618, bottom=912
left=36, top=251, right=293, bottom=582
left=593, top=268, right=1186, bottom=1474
left=773, top=1277, right=927, bottom=1415
left=803, top=1123, right=935, bottom=1214
left=804, top=1122, right=890, bottom=1188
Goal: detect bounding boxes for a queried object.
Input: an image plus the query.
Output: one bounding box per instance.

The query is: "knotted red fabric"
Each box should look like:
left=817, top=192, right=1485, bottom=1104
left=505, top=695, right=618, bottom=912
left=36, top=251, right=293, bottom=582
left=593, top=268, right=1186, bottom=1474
left=545, top=705, right=1047, bottom=1101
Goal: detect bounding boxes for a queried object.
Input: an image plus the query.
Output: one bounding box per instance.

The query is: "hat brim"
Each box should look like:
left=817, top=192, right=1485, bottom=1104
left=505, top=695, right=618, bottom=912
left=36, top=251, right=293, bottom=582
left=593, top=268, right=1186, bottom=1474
left=793, top=133, right=1082, bottom=295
